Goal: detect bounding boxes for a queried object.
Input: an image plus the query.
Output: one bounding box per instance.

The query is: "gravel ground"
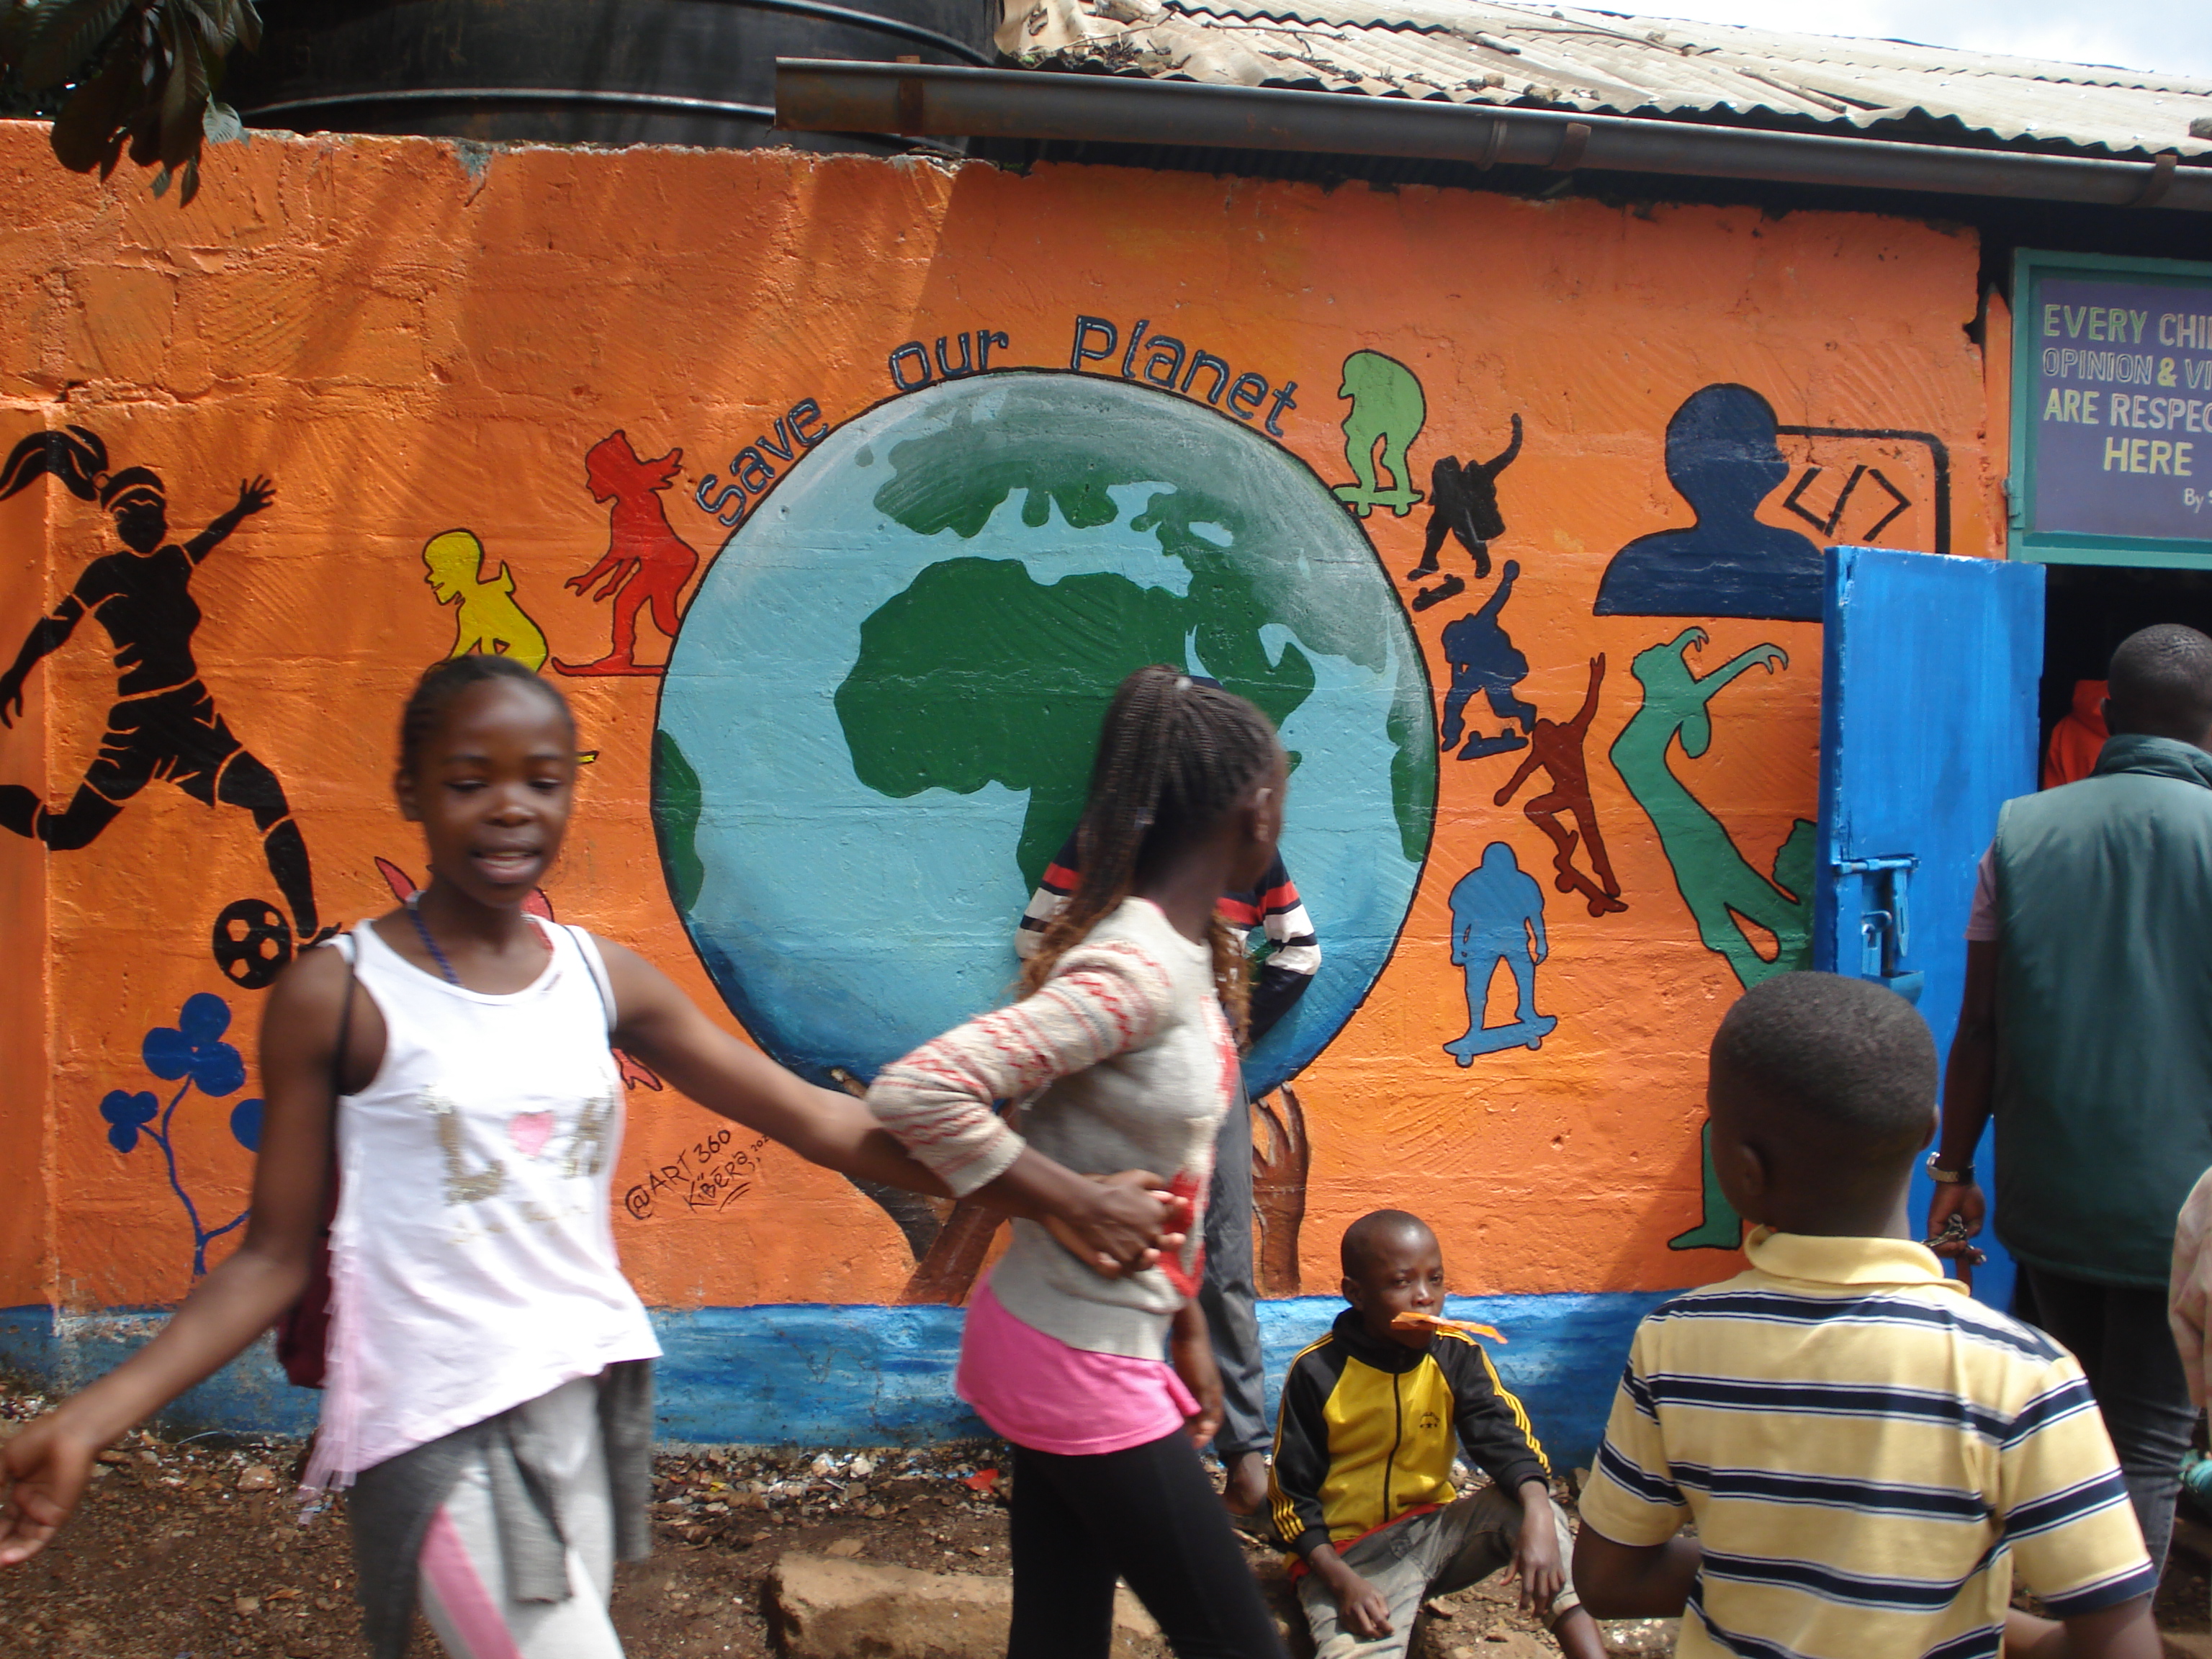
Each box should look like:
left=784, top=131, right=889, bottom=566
left=3, top=1385, right=2201, bottom=1658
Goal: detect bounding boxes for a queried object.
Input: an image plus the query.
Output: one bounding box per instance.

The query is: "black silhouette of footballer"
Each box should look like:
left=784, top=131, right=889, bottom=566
left=0, top=428, right=325, bottom=943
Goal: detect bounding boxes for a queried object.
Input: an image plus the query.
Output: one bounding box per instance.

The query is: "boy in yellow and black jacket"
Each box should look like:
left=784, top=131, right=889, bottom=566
left=1268, top=1210, right=1606, bottom=1659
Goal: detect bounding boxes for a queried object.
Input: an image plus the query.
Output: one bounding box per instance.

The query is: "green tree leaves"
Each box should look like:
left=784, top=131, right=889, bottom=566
left=1, top=0, right=259, bottom=203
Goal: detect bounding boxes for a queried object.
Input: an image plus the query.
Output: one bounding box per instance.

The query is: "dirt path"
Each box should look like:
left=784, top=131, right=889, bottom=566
left=2, top=1388, right=2203, bottom=1658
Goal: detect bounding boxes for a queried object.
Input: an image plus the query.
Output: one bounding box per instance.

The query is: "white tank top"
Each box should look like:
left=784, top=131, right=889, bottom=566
left=306, top=917, right=660, bottom=1490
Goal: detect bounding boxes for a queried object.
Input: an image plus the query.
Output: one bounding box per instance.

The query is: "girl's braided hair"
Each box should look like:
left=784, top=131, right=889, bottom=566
left=1019, top=665, right=1283, bottom=1042
left=398, top=655, right=574, bottom=775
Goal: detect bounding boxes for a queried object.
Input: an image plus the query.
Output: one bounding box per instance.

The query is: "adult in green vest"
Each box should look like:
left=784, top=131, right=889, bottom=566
left=1930, top=624, right=2212, bottom=1574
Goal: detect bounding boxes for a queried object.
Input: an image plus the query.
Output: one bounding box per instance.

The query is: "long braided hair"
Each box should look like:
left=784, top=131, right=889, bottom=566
left=1020, top=666, right=1283, bottom=1042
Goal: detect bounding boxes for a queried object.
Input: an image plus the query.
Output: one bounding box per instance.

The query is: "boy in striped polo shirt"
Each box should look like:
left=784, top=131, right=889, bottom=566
left=1574, top=972, right=2159, bottom=1659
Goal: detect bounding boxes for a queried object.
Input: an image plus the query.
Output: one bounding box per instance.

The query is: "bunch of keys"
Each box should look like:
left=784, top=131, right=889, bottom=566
left=1923, top=1213, right=1987, bottom=1282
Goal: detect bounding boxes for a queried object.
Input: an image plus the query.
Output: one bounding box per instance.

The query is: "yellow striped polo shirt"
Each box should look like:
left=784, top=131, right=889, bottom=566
left=1580, top=1230, right=2154, bottom=1659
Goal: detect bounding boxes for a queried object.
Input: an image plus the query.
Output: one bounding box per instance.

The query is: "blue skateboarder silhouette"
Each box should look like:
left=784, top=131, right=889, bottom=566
left=1444, top=842, right=1557, bottom=1064
left=1439, top=560, right=1534, bottom=760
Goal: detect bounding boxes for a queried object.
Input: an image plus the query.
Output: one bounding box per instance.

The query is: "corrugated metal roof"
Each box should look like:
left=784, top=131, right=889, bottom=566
left=997, top=0, right=2212, bottom=161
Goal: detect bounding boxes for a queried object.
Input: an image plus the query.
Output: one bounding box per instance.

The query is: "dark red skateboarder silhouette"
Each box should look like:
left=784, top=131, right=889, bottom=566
left=1494, top=654, right=1626, bottom=917
left=553, top=431, right=701, bottom=677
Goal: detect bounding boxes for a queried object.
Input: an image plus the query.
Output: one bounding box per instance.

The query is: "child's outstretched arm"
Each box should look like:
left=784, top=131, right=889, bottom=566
left=0, top=945, right=354, bottom=1567
left=865, top=935, right=1200, bottom=1269
left=597, top=942, right=1172, bottom=1274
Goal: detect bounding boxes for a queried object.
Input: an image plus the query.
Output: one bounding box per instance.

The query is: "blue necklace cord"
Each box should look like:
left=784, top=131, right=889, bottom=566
left=405, top=892, right=552, bottom=987
left=405, top=892, right=462, bottom=986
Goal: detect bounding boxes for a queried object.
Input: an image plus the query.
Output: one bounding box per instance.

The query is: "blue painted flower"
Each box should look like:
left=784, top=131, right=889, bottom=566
left=143, top=993, right=246, bottom=1098
left=230, top=1097, right=264, bottom=1152
left=100, top=1089, right=158, bottom=1154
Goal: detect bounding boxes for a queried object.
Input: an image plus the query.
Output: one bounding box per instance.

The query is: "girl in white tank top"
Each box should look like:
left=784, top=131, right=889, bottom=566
left=314, top=917, right=651, bottom=1485
left=0, top=657, right=1178, bottom=1659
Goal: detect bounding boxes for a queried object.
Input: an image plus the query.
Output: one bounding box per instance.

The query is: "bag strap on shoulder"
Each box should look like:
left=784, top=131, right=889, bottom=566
left=565, top=924, right=618, bottom=1035
left=329, top=929, right=358, bottom=1097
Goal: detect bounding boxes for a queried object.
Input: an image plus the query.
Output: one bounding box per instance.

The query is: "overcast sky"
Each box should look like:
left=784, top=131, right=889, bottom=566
left=1588, top=1, right=2212, bottom=80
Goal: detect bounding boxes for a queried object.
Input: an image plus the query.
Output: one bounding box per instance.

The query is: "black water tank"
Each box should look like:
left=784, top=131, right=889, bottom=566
left=227, top=0, right=997, bottom=156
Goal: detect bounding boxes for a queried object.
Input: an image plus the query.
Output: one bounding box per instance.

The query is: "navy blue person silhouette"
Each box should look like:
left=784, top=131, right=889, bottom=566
left=1438, top=559, right=1534, bottom=760
left=0, top=429, right=323, bottom=944
left=1592, top=384, right=1823, bottom=623
left=1444, top=842, right=1557, bottom=1064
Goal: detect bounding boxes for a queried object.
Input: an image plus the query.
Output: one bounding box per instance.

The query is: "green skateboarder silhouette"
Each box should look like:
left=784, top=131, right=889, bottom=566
left=1333, top=351, right=1426, bottom=518
left=1611, top=626, right=1816, bottom=1250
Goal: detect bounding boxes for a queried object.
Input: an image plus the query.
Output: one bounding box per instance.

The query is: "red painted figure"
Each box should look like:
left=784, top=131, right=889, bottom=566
left=1494, top=655, right=1627, bottom=917
left=554, top=431, right=701, bottom=676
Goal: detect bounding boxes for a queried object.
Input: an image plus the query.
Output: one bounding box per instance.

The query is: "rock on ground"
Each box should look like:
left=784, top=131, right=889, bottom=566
left=769, top=1552, right=1161, bottom=1658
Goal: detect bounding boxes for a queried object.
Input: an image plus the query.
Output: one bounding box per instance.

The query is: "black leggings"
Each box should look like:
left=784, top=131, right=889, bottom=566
left=1008, top=1431, right=1286, bottom=1659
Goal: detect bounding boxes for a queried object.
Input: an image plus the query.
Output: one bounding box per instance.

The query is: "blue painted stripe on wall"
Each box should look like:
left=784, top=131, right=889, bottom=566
left=0, top=1291, right=1668, bottom=1466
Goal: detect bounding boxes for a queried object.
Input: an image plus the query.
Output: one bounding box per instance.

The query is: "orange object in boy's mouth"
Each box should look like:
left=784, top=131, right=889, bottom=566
left=1390, top=1311, right=1506, bottom=1343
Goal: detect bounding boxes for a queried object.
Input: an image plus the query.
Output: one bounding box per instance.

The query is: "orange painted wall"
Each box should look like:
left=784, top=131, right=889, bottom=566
left=0, top=121, right=1992, bottom=1318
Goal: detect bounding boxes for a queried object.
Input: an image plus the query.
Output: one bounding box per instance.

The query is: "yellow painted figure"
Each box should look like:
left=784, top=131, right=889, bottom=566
left=422, top=529, right=549, bottom=672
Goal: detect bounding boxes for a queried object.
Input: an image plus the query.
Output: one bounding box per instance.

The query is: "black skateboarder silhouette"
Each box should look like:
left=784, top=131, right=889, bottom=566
left=0, top=428, right=323, bottom=949
left=1411, top=414, right=1523, bottom=595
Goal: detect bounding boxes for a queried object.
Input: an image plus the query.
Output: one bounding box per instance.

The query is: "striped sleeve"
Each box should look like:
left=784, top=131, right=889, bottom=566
left=1578, top=1328, right=1690, bottom=1549
left=1999, top=1356, right=2157, bottom=1616
left=867, top=937, right=1174, bottom=1196
left=1224, top=855, right=1320, bottom=1041
left=1218, top=854, right=1321, bottom=979
left=1013, top=843, right=1082, bottom=961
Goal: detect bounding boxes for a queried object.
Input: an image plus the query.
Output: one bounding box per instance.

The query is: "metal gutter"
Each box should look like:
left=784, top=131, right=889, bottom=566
left=247, top=89, right=782, bottom=123
left=240, top=88, right=968, bottom=156
left=773, top=59, right=2212, bottom=211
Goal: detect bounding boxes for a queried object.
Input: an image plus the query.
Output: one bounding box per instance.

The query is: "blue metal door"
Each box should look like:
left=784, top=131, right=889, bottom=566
left=1815, top=545, right=2045, bottom=1310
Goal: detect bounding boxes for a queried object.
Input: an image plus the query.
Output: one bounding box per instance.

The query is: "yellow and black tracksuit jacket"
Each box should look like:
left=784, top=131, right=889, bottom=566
left=1267, top=1308, right=1551, bottom=1560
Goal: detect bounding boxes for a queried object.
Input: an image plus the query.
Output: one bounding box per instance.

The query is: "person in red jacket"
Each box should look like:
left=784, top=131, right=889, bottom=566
left=2044, top=679, right=2108, bottom=789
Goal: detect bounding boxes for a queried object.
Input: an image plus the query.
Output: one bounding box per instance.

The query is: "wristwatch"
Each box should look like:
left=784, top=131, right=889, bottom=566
left=1926, top=1154, right=1974, bottom=1184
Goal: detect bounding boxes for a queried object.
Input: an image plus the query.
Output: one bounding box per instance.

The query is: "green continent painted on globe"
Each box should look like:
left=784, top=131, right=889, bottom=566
left=835, top=391, right=1429, bottom=889
left=838, top=559, right=1208, bottom=891
left=656, top=371, right=1433, bottom=1097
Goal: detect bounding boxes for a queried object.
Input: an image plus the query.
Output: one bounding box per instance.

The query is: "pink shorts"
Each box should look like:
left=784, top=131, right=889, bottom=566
left=956, top=1280, right=1197, bottom=1456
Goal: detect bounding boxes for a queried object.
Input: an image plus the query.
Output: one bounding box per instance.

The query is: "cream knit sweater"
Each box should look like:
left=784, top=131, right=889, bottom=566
left=868, top=897, right=1238, bottom=1359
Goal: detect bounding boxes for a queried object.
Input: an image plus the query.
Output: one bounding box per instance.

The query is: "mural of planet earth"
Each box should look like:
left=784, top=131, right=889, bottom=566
left=655, top=371, right=1435, bottom=1097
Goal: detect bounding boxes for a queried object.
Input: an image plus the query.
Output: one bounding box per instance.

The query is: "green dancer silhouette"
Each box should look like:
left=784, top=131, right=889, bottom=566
left=1610, top=626, right=1815, bottom=1250
left=1332, top=351, right=1426, bottom=518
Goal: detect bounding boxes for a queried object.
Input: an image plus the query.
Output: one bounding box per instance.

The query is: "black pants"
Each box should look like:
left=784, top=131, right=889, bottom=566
left=1008, top=1431, right=1285, bottom=1659
left=2020, top=1265, right=2197, bottom=1573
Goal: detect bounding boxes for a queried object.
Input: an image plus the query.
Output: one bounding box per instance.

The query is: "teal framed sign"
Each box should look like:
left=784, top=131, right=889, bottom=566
left=2010, top=249, right=2212, bottom=567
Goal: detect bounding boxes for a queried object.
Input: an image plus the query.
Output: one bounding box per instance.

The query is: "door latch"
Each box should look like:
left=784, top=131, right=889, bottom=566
left=1834, top=855, right=1921, bottom=1002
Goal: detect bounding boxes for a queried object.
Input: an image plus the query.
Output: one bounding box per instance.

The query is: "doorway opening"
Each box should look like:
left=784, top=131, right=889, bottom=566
left=2038, top=564, right=2212, bottom=783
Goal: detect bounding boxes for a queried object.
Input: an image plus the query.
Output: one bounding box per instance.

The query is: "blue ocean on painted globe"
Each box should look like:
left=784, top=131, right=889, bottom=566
left=655, top=372, right=1434, bottom=1095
